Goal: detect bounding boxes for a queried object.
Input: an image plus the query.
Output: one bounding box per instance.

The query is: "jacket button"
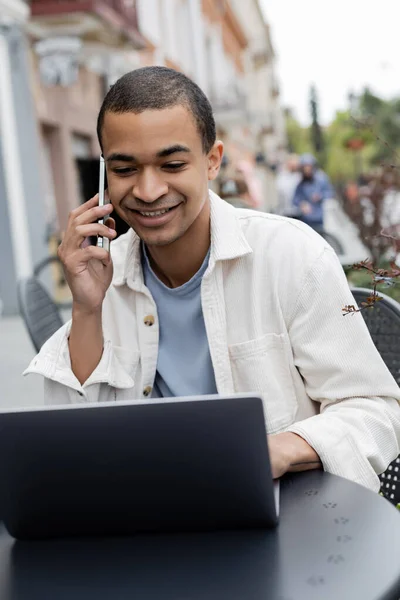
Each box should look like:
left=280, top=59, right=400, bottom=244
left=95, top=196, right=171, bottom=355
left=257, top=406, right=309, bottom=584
left=143, top=386, right=152, bottom=397
left=144, top=315, right=155, bottom=326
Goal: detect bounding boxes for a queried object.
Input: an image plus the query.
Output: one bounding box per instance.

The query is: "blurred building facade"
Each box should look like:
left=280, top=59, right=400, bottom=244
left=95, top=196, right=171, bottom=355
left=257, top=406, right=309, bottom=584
left=137, top=0, right=286, bottom=211
left=0, top=0, right=49, bottom=314
left=28, top=0, right=146, bottom=237
left=225, top=0, right=285, bottom=210
left=27, top=0, right=285, bottom=230
left=0, top=0, right=285, bottom=312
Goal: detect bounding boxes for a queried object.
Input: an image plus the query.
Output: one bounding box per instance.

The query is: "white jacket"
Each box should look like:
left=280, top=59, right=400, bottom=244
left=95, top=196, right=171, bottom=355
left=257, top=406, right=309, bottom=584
left=26, top=192, right=400, bottom=491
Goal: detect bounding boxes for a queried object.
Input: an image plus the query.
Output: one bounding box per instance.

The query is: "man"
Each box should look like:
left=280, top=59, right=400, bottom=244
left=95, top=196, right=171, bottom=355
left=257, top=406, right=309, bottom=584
left=26, top=67, right=400, bottom=491
left=293, top=153, right=333, bottom=232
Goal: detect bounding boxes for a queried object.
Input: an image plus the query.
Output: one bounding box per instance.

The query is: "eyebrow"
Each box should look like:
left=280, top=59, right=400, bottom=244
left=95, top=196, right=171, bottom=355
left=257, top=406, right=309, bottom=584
left=106, top=153, right=135, bottom=163
left=106, top=145, right=191, bottom=163
left=156, top=144, right=191, bottom=158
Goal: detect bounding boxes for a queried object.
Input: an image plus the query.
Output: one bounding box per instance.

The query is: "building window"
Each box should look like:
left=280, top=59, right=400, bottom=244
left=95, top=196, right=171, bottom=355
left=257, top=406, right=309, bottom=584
left=71, top=133, right=93, bottom=204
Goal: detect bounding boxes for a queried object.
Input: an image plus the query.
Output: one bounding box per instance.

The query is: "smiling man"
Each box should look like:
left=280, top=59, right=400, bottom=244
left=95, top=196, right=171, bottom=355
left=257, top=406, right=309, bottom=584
left=26, top=67, right=400, bottom=490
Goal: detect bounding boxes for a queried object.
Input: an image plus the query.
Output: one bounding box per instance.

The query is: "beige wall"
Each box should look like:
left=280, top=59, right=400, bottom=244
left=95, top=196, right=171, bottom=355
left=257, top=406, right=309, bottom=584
left=30, top=50, right=102, bottom=231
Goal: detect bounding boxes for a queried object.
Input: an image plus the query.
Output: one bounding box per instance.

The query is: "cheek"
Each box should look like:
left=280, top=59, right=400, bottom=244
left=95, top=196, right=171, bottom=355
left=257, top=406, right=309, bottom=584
left=108, top=179, right=132, bottom=205
left=182, top=190, right=209, bottom=219
left=176, top=170, right=208, bottom=201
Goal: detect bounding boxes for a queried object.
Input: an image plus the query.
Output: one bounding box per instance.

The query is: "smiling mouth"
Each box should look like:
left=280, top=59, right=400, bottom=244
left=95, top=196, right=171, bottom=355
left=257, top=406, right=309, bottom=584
left=132, top=205, right=179, bottom=218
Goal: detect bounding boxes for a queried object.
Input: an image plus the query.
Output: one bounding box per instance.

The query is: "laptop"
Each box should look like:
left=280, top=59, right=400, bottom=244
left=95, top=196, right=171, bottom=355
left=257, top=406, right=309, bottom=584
left=0, top=394, right=279, bottom=540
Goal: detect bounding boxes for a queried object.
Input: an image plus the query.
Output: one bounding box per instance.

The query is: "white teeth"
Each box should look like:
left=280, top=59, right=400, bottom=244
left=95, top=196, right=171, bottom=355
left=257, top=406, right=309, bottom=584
left=139, top=208, right=170, bottom=217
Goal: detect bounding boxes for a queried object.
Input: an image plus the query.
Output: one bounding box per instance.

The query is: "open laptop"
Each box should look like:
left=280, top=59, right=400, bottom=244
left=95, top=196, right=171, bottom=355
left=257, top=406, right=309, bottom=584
left=0, top=394, right=279, bottom=540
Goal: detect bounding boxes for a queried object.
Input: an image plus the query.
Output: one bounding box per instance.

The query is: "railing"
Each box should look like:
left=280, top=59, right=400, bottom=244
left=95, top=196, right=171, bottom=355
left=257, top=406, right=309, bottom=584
left=31, top=0, right=139, bottom=32
left=31, top=0, right=95, bottom=14
left=109, top=0, right=139, bottom=29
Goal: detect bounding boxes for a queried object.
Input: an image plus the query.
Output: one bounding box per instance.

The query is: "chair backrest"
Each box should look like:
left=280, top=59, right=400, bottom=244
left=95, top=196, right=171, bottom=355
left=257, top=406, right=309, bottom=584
left=351, top=287, right=400, bottom=506
left=17, top=277, right=63, bottom=353
left=351, top=288, right=400, bottom=386
left=380, top=456, right=400, bottom=508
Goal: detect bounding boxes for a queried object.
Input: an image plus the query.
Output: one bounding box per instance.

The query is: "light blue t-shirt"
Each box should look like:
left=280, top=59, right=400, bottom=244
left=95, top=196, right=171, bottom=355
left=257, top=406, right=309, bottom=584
left=142, top=244, right=218, bottom=398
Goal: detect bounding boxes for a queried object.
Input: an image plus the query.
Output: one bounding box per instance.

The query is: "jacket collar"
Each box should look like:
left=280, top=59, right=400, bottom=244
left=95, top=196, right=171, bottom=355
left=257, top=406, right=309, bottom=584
left=112, top=190, right=253, bottom=289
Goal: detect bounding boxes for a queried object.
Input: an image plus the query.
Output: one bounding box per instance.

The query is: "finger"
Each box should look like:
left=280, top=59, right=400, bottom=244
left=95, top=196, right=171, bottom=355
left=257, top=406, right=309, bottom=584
left=74, top=203, right=114, bottom=228
left=104, top=217, right=116, bottom=231
left=75, top=223, right=117, bottom=242
left=81, top=245, right=112, bottom=266
left=80, top=236, right=92, bottom=249
left=62, top=245, right=111, bottom=274
left=68, top=194, right=100, bottom=220
left=65, top=223, right=115, bottom=252
left=61, top=219, right=114, bottom=256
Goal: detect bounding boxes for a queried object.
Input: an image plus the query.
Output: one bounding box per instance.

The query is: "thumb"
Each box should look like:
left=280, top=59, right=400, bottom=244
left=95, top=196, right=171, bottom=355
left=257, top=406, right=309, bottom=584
left=105, top=217, right=116, bottom=233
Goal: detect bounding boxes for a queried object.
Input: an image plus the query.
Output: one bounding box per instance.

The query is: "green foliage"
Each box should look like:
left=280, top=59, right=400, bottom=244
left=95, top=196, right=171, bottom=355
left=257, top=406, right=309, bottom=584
left=324, top=110, right=376, bottom=183
left=284, top=88, right=400, bottom=184
left=357, top=87, right=400, bottom=164
left=309, top=85, right=325, bottom=165
left=325, top=111, right=358, bottom=181
left=284, top=109, right=375, bottom=183
left=285, top=114, right=312, bottom=155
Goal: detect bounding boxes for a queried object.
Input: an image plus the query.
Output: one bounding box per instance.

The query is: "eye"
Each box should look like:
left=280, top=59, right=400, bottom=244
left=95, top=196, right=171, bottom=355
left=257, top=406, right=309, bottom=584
left=112, top=167, right=137, bottom=176
left=163, top=162, right=186, bottom=171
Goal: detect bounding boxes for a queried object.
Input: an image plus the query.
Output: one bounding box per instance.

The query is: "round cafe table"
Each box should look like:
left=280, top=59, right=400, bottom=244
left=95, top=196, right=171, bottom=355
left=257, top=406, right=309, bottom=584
left=0, top=470, right=399, bottom=600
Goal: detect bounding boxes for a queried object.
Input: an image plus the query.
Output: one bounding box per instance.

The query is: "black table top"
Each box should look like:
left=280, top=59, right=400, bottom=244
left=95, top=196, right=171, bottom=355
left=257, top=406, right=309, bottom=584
left=0, top=470, right=399, bottom=600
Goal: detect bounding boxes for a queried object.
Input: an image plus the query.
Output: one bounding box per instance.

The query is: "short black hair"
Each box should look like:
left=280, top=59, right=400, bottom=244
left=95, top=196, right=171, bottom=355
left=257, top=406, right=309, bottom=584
left=97, top=66, right=216, bottom=154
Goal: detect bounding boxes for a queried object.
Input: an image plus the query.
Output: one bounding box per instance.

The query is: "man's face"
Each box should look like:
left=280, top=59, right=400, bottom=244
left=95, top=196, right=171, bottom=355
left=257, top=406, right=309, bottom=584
left=101, top=105, right=223, bottom=247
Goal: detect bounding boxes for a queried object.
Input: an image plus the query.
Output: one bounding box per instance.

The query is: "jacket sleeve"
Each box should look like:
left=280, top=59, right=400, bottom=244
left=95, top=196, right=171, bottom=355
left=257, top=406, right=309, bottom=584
left=319, top=172, right=334, bottom=200
left=24, top=321, right=136, bottom=405
left=285, top=246, right=400, bottom=491
left=292, top=182, right=304, bottom=207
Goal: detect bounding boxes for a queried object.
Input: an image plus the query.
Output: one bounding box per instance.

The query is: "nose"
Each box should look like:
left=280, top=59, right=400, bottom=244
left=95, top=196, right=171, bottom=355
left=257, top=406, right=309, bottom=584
left=133, top=168, right=168, bottom=204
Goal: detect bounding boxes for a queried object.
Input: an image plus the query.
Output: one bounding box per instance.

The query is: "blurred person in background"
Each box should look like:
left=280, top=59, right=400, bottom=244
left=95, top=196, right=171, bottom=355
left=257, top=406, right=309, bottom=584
left=235, top=160, right=263, bottom=209
left=219, top=177, right=252, bottom=209
left=276, top=154, right=301, bottom=216
left=293, top=153, right=334, bottom=232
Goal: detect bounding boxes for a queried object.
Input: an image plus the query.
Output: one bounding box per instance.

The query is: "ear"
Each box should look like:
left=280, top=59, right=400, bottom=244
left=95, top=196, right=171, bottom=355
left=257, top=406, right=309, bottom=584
left=207, top=141, right=224, bottom=181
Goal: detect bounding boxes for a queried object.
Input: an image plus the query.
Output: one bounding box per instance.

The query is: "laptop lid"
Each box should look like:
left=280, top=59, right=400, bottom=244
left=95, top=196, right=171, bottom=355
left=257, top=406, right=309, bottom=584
left=0, top=394, right=278, bottom=540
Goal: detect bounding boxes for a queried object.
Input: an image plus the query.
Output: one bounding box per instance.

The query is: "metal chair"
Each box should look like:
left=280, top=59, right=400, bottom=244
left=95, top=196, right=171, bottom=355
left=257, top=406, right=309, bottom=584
left=351, top=287, right=400, bottom=506
left=319, top=230, right=344, bottom=256
left=17, top=276, right=64, bottom=353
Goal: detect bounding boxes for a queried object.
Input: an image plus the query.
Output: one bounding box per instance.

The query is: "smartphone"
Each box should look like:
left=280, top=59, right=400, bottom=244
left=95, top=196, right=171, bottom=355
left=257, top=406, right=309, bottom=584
left=96, top=155, right=110, bottom=252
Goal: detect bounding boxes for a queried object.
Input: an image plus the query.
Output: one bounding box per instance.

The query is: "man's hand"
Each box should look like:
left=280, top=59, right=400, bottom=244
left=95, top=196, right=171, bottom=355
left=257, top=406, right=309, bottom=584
left=268, top=432, right=321, bottom=480
left=58, top=195, right=117, bottom=385
left=58, top=194, right=116, bottom=314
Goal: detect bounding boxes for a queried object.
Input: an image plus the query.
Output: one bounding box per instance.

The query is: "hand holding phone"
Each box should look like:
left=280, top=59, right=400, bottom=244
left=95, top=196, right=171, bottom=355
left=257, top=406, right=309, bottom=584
left=57, top=153, right=116, bottom=314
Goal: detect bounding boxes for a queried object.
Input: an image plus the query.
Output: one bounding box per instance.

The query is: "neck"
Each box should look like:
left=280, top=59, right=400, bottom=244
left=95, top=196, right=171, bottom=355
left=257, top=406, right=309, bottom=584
left=146, top=198, right=211, bottom=288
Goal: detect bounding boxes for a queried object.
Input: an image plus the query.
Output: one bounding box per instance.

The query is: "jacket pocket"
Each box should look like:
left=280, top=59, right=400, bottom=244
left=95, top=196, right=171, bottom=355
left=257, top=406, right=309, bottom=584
left=113, top=347, right=140, bottom=379
left=228, top=333, right=297, bottom=433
